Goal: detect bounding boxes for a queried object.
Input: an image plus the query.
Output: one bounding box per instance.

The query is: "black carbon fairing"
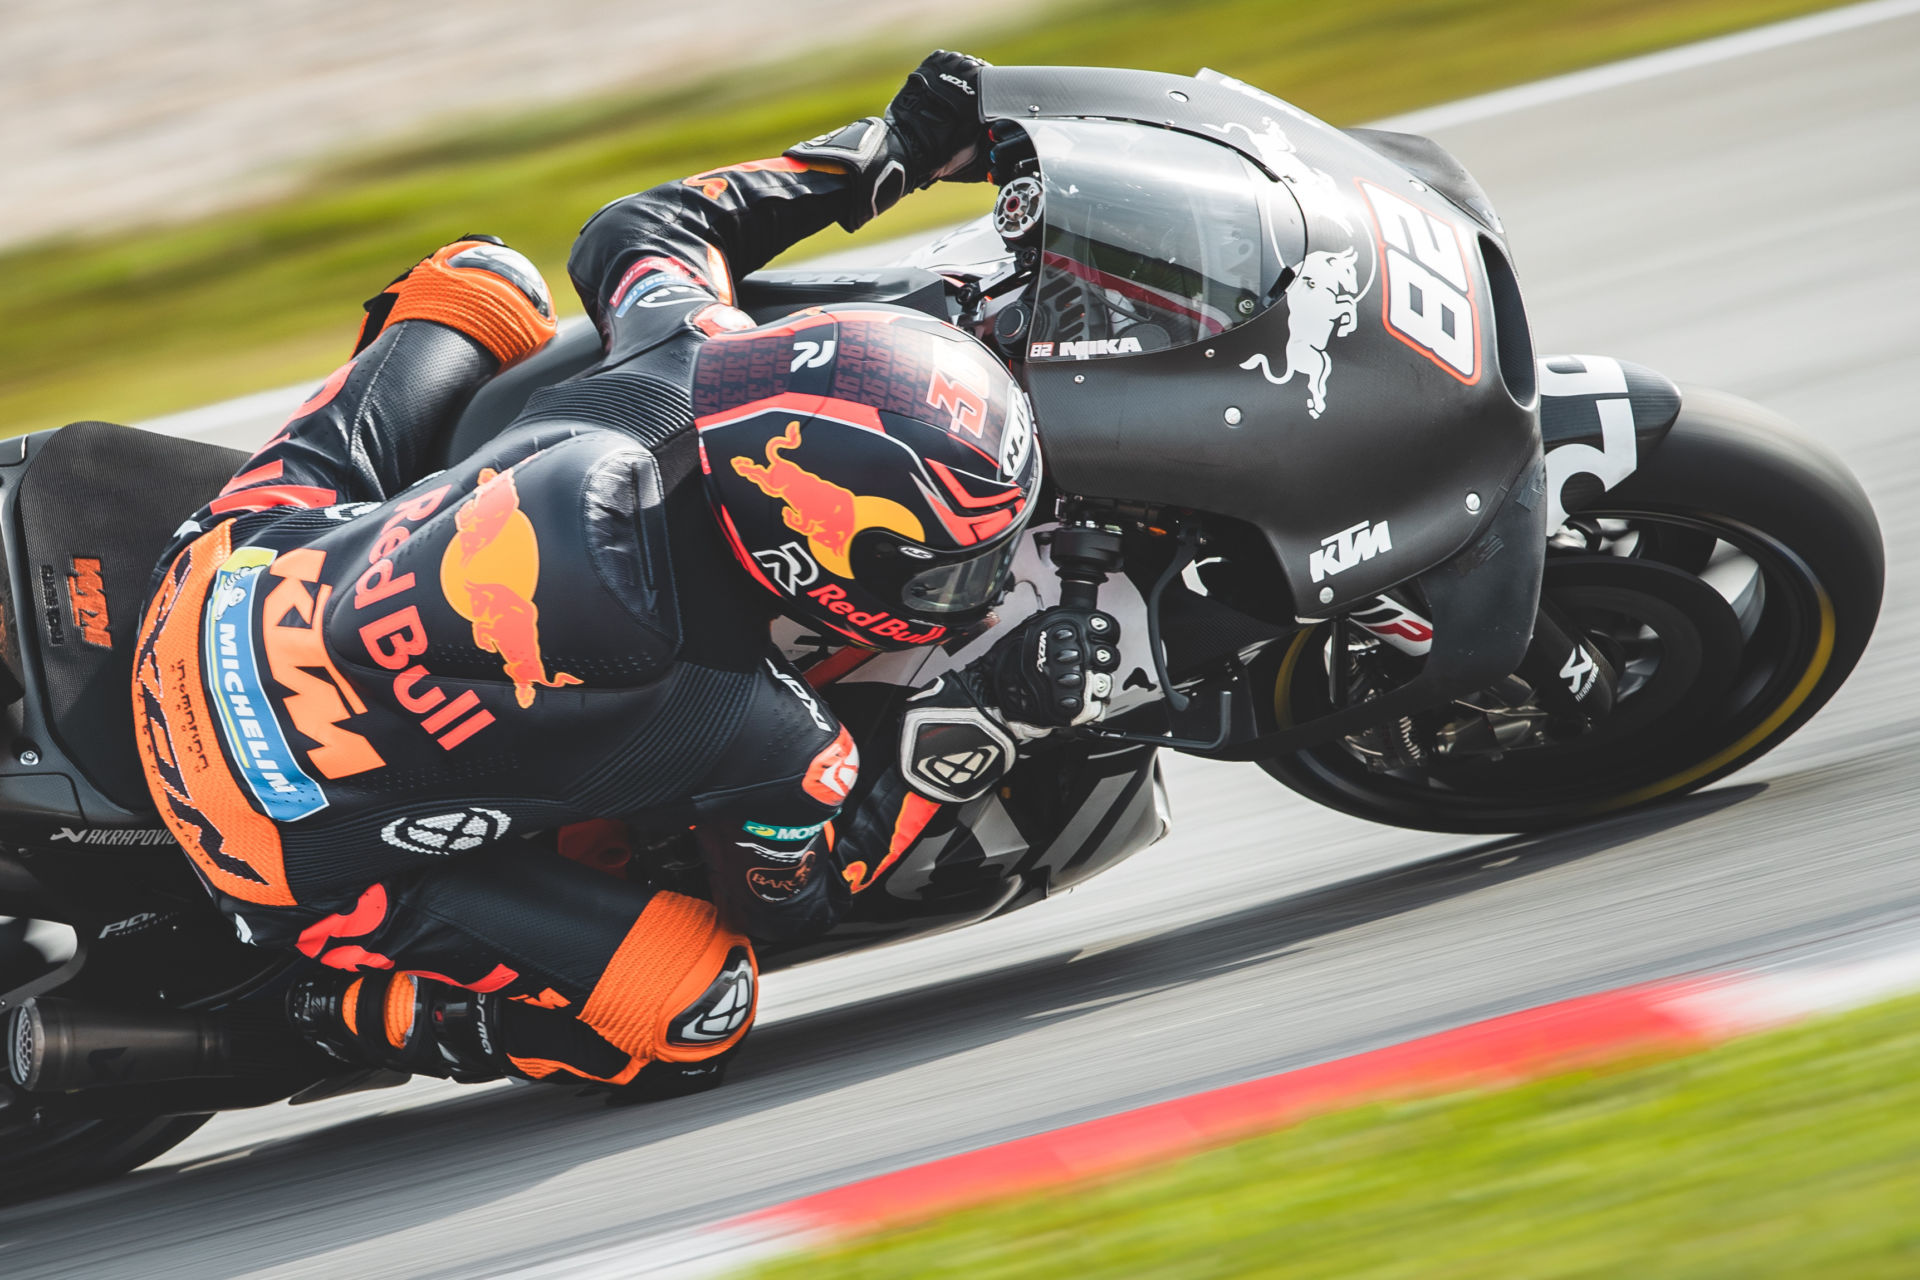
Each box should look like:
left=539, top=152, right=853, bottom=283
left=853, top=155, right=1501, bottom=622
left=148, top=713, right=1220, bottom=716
left=979, top=66, right=1541, bottom=618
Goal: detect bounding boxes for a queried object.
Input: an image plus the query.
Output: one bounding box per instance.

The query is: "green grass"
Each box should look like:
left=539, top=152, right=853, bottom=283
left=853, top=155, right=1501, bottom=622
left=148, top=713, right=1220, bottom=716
left=2, top=0, right=1847, bottom=436
left=753, top=993, right=1920, bottom=1279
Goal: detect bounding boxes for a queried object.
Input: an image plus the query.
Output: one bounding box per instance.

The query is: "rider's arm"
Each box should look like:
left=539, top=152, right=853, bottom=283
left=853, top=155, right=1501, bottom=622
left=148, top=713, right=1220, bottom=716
left=567, top=51, right=990, bottom=343
left=690, top=719, right=951, bottom=944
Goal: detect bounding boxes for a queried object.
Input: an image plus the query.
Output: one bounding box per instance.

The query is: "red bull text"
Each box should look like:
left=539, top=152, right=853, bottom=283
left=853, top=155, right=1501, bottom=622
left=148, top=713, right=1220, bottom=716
left=348, top=483, right=500, bottom=751
left=805, top=584, right=944, bottom=646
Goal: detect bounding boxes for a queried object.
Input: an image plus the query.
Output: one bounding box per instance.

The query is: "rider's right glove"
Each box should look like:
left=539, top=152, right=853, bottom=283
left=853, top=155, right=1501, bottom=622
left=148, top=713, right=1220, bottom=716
left=786, top=50, right=992, bottom=230
left=981, top=604, right=1124, bottom=730
left=896, top=605, right=1122, bottom=805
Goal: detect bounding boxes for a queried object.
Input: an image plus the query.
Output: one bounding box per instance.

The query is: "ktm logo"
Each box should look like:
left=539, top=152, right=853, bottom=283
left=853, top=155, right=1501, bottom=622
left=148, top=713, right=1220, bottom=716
left=67, top=558, right=111, bottom=648
left=1309, top=520, right=1392, bottom=583
left=259, top=549, right=385, bottom=779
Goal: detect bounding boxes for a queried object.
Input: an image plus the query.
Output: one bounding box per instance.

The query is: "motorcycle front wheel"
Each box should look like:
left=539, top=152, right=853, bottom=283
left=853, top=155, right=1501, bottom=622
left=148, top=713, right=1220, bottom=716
left=1257, top=387, right=1884, bottom=833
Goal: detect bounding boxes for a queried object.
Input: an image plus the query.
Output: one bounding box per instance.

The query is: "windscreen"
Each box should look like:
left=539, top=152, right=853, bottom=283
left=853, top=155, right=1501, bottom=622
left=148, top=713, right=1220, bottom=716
left=1023, top=119, right=1300, bottom=362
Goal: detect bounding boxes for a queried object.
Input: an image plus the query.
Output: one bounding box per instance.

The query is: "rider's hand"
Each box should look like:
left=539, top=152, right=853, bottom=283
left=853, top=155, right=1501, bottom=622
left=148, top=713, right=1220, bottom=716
left=884, top=50, right=992, bottom=185
left=982, top=604, right=1123, bottom=729
left=785, top=51, right=990, bottom=230
left=893, top=605, right=1120, bottom=804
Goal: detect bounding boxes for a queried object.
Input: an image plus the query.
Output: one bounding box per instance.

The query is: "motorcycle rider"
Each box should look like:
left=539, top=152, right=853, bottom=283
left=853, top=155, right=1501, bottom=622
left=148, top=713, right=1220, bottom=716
left=132, top=52, right=1116, bottom=1096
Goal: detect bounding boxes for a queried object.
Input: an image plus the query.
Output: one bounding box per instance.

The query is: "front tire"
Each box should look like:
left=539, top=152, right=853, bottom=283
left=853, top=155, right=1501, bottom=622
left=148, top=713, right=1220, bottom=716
left=1257, top=387, right=1883, bottom=833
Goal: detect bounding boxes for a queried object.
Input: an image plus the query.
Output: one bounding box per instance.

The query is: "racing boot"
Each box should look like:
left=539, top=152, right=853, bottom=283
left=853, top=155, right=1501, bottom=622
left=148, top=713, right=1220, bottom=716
left=289, top=970, right=507, bottom=1083
left=352, top=234, right=557, bottom=362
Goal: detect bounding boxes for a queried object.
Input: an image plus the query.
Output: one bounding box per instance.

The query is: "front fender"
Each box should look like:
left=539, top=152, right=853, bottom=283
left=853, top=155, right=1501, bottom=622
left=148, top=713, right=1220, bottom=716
left=1538, top=354, right=1683, bottom=530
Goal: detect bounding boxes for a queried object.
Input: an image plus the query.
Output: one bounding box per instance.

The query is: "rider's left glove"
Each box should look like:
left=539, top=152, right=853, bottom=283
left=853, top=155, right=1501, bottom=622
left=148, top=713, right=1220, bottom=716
left=884, top=50, right=993, bottom=185
left=786, top=50, right=992, bottom=231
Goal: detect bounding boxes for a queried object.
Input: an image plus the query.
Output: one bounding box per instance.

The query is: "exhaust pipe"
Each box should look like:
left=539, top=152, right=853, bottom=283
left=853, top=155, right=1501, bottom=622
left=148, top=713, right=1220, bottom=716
left=7, top=997, right=311, bottom=1093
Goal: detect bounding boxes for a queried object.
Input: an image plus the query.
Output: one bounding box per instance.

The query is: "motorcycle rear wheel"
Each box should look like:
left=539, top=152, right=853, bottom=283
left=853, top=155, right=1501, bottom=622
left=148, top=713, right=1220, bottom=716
left=1257, top=387, right=1883, bottom=833
left=0, top=1109, right=212, bottom=1202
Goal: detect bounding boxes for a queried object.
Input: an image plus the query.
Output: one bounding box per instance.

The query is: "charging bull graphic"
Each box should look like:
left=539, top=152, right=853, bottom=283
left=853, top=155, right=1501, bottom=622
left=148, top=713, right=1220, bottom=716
left=439, top=467, right=583, bottom=708
left=732, top=421, right=924, bottom=579
left=1211, top=118, right=1353, bottom=234
left=1241, top=247, right=1363, bottom=419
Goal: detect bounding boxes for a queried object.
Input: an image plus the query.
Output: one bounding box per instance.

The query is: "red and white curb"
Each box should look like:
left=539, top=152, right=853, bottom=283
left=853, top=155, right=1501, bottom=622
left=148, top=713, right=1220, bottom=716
left=494, top=942, right=1920, bottom=1278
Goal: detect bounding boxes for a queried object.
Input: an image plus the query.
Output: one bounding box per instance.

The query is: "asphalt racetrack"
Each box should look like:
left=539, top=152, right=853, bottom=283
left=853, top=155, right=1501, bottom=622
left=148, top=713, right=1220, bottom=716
left=6, top=10, right=1919, bottom=1276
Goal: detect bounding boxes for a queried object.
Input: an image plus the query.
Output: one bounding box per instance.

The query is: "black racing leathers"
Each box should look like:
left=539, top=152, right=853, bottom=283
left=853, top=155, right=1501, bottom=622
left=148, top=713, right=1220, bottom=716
left=134, top=156, right=948, bottom=1058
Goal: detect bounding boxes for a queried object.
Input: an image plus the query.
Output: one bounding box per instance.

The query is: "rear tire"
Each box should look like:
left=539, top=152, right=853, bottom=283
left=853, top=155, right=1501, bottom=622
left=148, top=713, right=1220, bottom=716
left=0, top=1110, right=212, bottom=1202
left=1257, top=387, right=1883, bottom=833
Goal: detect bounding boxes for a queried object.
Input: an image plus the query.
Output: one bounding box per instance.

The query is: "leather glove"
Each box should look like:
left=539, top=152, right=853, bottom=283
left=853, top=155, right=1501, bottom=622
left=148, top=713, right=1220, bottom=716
left=982, top=604, right=1123, bottom=729
left=884, top=50, right=992, bottom=185
left=785, top=51, right=989, bottom=231
left=894, top=604, right=1122, bottom=804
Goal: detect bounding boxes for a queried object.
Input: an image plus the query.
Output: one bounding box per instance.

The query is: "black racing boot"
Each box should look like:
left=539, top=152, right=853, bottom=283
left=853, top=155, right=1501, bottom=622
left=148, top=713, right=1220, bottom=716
left=288, top=970, right=507, bottom=1083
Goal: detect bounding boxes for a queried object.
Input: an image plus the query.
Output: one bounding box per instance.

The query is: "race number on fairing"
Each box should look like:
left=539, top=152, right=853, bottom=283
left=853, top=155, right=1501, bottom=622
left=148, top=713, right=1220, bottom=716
left=1359, top=182, right=1480, bottom=382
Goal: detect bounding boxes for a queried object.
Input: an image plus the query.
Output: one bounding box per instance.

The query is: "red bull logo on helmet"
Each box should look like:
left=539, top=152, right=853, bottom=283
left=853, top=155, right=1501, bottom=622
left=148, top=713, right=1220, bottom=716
left=805, top=584, right=944, bottom=646
left=731, top=421, right=925, bottom=579
left=439, top=467, right=583, bottom=708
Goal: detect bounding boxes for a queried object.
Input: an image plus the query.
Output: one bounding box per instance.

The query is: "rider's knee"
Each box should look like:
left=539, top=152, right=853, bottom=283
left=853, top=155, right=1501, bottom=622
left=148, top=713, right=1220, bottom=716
left=356, top=235, right=557, bottom=366
left=583, top=891, right=758, bottom=1065
left=496, top=891, right=758, bottom=1091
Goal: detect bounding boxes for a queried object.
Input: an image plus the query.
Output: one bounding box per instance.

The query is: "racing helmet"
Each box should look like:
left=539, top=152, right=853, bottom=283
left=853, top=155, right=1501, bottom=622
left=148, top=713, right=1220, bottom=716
left=694, top=306, right=1041, bottom=650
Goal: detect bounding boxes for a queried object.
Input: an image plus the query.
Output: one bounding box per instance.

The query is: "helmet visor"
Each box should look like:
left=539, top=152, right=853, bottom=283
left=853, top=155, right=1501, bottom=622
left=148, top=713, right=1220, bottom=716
left=901, top=537, right=1023, bottom=615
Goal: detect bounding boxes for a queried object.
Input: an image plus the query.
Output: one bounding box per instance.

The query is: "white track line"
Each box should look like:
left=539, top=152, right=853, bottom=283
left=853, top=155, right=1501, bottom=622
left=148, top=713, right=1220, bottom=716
left=134, top=0, right=1920, bottom=448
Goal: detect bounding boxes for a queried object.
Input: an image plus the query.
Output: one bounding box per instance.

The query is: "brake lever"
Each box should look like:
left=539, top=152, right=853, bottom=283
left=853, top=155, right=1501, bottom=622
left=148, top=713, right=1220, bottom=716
left=1080, top=689, right=1233, bottom=753
left=1146, top=526, right=1202, bottom=713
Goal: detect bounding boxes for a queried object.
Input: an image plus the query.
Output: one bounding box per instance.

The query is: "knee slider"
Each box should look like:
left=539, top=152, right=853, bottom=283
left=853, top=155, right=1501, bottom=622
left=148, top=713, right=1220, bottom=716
left=579, top=892, right=758, bottom=1068
left=356, top=237, right=558, bottom=365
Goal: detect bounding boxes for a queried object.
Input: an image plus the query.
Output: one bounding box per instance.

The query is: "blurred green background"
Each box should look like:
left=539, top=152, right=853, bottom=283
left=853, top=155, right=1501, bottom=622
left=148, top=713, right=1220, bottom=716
left=1, top=0, right=1841, bottom=436
left=755, top=992, right=1920, bottom=1280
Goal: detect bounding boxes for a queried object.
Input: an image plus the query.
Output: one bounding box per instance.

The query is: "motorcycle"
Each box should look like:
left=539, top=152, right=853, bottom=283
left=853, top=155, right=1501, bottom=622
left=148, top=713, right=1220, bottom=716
left=0, top=65, right=1882, bottom=1197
